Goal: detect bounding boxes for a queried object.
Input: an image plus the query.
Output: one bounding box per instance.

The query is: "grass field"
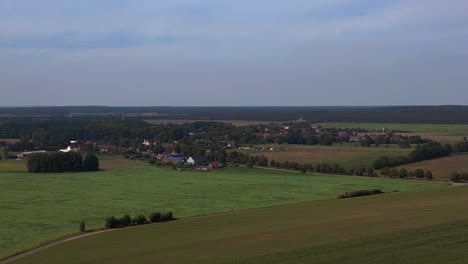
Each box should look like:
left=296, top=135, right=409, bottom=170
left=0, top=165, right=445, bottom=259
left=250, top=144, right=411, bottom=169
left=320, top=122, right=468, bottom=134
left=402, top=153, right=468, bottom=179
left=10, top=186, right=468, bottom=264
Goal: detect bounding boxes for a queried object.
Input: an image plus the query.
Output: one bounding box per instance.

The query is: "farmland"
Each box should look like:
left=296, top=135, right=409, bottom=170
left=9, top=185, right=468, bottom=264
left=0, top=164, right=445, bottom=259
left=320, top=122, right=468, bottom=134
left=250, top=144, right=411, bottom=169
left=402, top=153, right=468, bottom=179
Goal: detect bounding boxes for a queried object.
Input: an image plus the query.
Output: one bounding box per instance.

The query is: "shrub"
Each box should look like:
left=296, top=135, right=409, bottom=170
left=132, top=214, right=149, bottom=225
left=105, top=216, right=120, bottom=229
left=83, top=154, right=100, bottom=171
left=337, top=189, right=383, bottom=199
left=161, top=211, right=174, bottom=221
left=79, top=220, right=85, bottom=232
left=120, top=214, right=132, bottom=226
left=149, top=212, right=162, bottom=223
left=414, top=169, right=425, bottom=178
left=449, top=172, right=461, bottom=182
left=425, top=170, right=433, bottom=180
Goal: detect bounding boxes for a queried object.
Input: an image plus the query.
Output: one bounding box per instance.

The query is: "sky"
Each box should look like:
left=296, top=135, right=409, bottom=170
left=0, top=0, right=467, bottom=106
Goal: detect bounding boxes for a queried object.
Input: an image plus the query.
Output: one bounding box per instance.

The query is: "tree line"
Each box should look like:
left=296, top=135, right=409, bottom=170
left=225, top=151, right=433, bottom=180
left=104, top=211, right=174, bottom=229
left=373, top=141, right=460, bottom=170
left=27, top=152, right=99, bottom=173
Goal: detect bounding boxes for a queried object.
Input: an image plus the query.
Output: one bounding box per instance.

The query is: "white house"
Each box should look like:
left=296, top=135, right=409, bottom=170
left=59, top=146, right=74, bottom=153
left=187, top=156, right=204, bottom=165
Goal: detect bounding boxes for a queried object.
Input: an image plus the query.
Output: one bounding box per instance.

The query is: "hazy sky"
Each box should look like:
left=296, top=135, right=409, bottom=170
left=1, top=0, right=467, bottom=106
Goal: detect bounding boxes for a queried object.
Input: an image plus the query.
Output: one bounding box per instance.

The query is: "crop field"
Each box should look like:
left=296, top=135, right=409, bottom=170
left=244, top=219, right=468, bottom=264
left=144, top=119, right=279, bottom=126
left=395, top=132, right=467, bottom=143
left=250, top=144, right=411, bottom=169
left=0, top=165, right=445, bottom=259
left=320, top=122, right=468, bottom=134
left=10, top=186, right=468, bottom=264
left=402, top=153, right=468, bottom=179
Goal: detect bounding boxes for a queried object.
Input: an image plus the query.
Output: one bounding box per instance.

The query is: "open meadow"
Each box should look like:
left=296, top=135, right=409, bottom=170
left=9, top=186, right=468, bottom=264
left=250, top=144, right=411, bottom=169
left=0, top=161, right=446, bottom=259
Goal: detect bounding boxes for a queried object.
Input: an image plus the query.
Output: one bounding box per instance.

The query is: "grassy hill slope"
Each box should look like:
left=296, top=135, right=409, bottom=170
left=10, top=186, right=468, bottom=264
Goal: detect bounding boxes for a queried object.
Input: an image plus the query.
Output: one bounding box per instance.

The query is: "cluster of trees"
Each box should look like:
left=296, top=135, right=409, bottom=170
left=380, top=168, right=433, bottom=180
left=337, top=189, right=383, bottom=199
left=227, top=152, right=380, bottom=178
left=227, top=151, right=269, bottom=167
left=374, top=142, right=454, bottom=169
left=27, top=153, right=99, bottom=173
left=449, top=172, right=468, bottom=183
left=105, top=211, right=174, bottom=229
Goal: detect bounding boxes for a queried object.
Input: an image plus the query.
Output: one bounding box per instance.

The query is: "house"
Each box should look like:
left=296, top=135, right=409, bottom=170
left=59, top=146, right=76, bottom=153
left=187, top=156, right=204, bottom=165
left=163, top=156, right=186, bottom=164
left=338, top=131, right=348, bottom=138
left=209, top=161, right=223, bottom=169
left=17, top=150, right=47, bottom=159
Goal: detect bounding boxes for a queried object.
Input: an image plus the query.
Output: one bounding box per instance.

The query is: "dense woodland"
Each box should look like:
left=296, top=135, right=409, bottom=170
left=2, top=105, right=468, bottom=123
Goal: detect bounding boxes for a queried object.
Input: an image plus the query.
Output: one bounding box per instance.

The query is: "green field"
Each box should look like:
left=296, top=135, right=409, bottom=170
left=320, top=122, right=468, bottom=134
left=10, top=186, right=468, bottom=264
left=0, top=164, right=446, bottom=259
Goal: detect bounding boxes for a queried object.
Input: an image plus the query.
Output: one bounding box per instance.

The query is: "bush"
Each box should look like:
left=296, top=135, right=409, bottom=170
left=161, top=211, right=174, bottom=221
left=450, top=172, right=461, bottom=182
left=414, top=169, right=425, bottom=178
left=83, top=154, right=100, bottom=171
left=425, top=170, right=433, bottom=180
left=105, top=216, right=120, bottom=229
left=120, top=214, right=132, bottom=226
left=79, top=220, right=86, bottom=232
left=132, top=214, right=149, bottom=225
left=337, top=189, right=383, bottom=199
left=149, top=212, right=162, bottom=223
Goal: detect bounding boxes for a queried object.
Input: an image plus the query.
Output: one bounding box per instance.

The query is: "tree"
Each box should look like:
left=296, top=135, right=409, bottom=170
left=449, top=172, right=460, bottom=182
left=460, top=172, right=468, bottom=182
left=149, top=212, right=162, bottom=223
left=79, top=220, right=86, bottom=232
left=132, top=215, right=149, bottom=225
left=120, top=214, right=132, bottom=226
left=398, top=168, right=408, bottom=178
left=161, top=211, right=174, bottom=221
left=414, top=169, right=425, bottom=178
left=425, top=170, right=433, bottom=180
left=105, top=216, right=120, bottom=228
left=389, top=168, right=398, bottom=178
left=83, top=154, right=99, bottom=171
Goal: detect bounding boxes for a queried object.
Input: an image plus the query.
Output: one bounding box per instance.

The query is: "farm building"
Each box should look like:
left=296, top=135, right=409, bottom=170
left=17, top=150, right=47, bottom=159
left=187, top=156, right=204, bottom=165
left=163, top=156, right=186, bottom=164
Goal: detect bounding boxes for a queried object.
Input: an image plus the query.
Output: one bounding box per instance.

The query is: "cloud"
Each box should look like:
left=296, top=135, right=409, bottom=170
left=0, top=0, right=467, bottom=106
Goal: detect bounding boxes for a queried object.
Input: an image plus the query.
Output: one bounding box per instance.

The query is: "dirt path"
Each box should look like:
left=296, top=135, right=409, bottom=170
left=0, top=229, right=114, bottom=264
